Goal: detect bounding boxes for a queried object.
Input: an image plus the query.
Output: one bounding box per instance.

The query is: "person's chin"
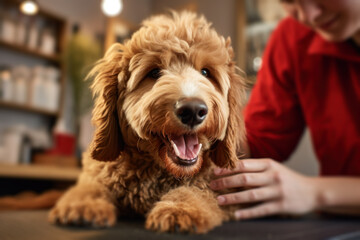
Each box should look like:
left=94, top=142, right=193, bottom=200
left=316, top=30, right=348, bottom=42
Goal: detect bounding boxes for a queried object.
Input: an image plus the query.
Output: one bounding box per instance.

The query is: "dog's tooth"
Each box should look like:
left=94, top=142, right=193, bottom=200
left=195, top=143, right=202, bottom=156
left=171, top=140, right=181, bottom=157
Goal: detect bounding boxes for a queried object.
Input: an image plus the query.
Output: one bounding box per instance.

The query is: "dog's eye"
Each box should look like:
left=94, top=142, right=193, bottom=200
left=147, top=68, right=162, bottom=79
left=201, top=68, right=210, bottom=78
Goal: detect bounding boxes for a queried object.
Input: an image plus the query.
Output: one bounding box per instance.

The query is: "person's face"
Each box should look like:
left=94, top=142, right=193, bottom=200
left=280, top=0, right=360, bottom=42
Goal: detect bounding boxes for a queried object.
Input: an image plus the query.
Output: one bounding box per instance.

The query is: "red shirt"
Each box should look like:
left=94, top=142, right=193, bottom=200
left=245, top=17, right=360, bottom=176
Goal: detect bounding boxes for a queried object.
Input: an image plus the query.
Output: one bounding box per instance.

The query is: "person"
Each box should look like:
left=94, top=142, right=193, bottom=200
left=210, top=0, right=360, bottom=220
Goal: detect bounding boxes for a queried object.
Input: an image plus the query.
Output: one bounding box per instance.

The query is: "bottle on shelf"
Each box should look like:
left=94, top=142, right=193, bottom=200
left=0, top=69, right=13, bottom=102
left=44, top=67, right=60, bottom=112
left=40, top=21, right=56, bottom=55
left=0, top=7, right=17, bottom=43
left=1, top=128, right=23, bottom=165
left=15, top=14, right=29, bottom=46
left=28, top=17, right=44, bottom=50
left=12, top=65, right=31, bottom=104
left=30, top=65, right=46, bottom=109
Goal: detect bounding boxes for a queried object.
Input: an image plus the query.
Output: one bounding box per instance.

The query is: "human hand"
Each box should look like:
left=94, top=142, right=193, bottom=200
left=210, top=159, right=320, bottom=220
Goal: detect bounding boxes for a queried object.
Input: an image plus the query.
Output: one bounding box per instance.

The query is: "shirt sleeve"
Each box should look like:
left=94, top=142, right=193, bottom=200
left=244, top=18, right=306, bottom=162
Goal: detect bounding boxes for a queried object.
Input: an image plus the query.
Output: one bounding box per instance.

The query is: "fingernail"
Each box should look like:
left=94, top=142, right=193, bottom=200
left=214, top=168, right=222, bottom=175
left=217, top=196, right=225, bottom=204
left=234, top=211, right=241, bottom=219
left=210, top=181, right=217, bottom=189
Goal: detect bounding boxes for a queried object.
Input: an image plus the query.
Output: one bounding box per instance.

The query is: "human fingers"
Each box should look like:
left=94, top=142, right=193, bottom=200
left=234, top=201, right=282, bottom=220
left=210, top=171, right=276, bottom=190
left=214, top=159, right=273, bottom=176
left=217, top=185, right=281, bottom=206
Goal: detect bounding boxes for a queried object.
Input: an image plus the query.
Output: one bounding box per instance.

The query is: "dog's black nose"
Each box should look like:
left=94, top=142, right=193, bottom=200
left=175, top=98, right=208, bottom=128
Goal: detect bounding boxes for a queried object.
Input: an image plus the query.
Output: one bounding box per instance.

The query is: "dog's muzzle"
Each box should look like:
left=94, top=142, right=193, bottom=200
left=164, top=98, right=207, bottom=168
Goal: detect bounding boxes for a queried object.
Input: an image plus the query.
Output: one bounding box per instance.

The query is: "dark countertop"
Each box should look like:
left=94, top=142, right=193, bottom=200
left=0, top=210, right=360, bottom=240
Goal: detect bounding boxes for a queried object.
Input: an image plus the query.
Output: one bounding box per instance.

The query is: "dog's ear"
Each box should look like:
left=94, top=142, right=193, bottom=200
left=210, top=40, right=246, bottom=169
left=88, top=44, right=125, bottom=161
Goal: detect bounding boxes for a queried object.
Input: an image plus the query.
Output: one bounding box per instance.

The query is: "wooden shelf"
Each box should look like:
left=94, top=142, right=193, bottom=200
left=0, top=1, right=69, bottom=187
left=0, top=101, right=59, bottom=117
left=0, top=164, right=81, bottom=181
left=0, top=40, right=61, bottom=64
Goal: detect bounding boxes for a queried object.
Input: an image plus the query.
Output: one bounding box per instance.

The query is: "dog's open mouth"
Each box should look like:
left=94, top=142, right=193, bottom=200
left=167, top=133, right=202, bottom=166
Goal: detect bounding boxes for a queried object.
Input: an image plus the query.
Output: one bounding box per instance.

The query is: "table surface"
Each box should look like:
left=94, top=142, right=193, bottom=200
left=0, top=210, right=360, bottom=240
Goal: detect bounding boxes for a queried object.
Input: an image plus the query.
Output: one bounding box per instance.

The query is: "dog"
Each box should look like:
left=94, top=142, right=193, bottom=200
left=49, top=11, right=246, bottom=233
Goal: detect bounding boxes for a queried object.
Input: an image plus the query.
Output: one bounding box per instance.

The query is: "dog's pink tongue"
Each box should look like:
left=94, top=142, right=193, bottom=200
left=170, top=134, right=202, bottom=160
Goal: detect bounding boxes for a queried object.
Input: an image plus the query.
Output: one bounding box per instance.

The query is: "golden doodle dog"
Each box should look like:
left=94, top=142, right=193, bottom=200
left=49, top=11, right=246, bottom=233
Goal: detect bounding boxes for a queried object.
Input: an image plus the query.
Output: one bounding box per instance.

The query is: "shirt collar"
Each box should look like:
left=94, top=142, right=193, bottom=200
left=308, top=34, right=360, bottom=62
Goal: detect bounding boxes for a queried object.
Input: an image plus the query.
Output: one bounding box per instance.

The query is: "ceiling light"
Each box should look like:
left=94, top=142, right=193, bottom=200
left=101, top=0, right=123, bottom=17
left=20, top=0, right=39, bottom=15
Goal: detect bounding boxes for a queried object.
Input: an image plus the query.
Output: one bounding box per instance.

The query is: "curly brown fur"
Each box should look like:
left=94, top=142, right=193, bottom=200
left=49, top=11, right=246, bottom=233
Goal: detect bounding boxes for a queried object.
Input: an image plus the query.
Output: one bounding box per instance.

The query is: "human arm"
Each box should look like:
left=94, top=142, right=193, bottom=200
left=211, top=157, right=360, bottom=220
left=215, top=18, right=360, bottom=219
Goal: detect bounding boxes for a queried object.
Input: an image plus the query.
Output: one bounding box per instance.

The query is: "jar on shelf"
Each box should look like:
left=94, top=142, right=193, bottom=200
left=40, top=22, right=56, bottom=55
left=28, top=17, right=44, bottom=50
left=44, top=67, right=60, bottom=112
left=16, top=15, right=29, bottom=46
left=1, top=128, right=23, bottom=165
left=12, top=65, right=31, bottom=104
left=0, top=8, right=17, bottom=43
left=30, top=65, right=46, bottom=109
left=0, top=70, right=13, bottom=102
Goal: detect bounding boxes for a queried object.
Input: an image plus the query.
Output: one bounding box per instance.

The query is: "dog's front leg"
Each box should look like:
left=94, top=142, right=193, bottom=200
left=145, top=186, right=226, bottom=233
left=48, top=178, right=117, bottom=228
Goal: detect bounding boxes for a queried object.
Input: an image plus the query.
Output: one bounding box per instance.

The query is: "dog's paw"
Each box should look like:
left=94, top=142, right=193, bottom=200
left=145, top=201, right=219, bottom=234
left=48, top=197, right=117, bottom=228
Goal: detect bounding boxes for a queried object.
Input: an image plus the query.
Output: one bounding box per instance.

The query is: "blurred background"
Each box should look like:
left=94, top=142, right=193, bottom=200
left=0, top=0, right=318, bottom=209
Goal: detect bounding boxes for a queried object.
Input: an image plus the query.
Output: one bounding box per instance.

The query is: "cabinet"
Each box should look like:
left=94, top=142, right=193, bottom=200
left=0, top=0, right=66, bottom=117
left=0, top=1, right=79, bottom=182
left=236, top=0, right=285, bottom=86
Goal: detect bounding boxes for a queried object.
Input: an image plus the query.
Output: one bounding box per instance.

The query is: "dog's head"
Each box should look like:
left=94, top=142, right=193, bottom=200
left=88, top=11, right=246, bottom=178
